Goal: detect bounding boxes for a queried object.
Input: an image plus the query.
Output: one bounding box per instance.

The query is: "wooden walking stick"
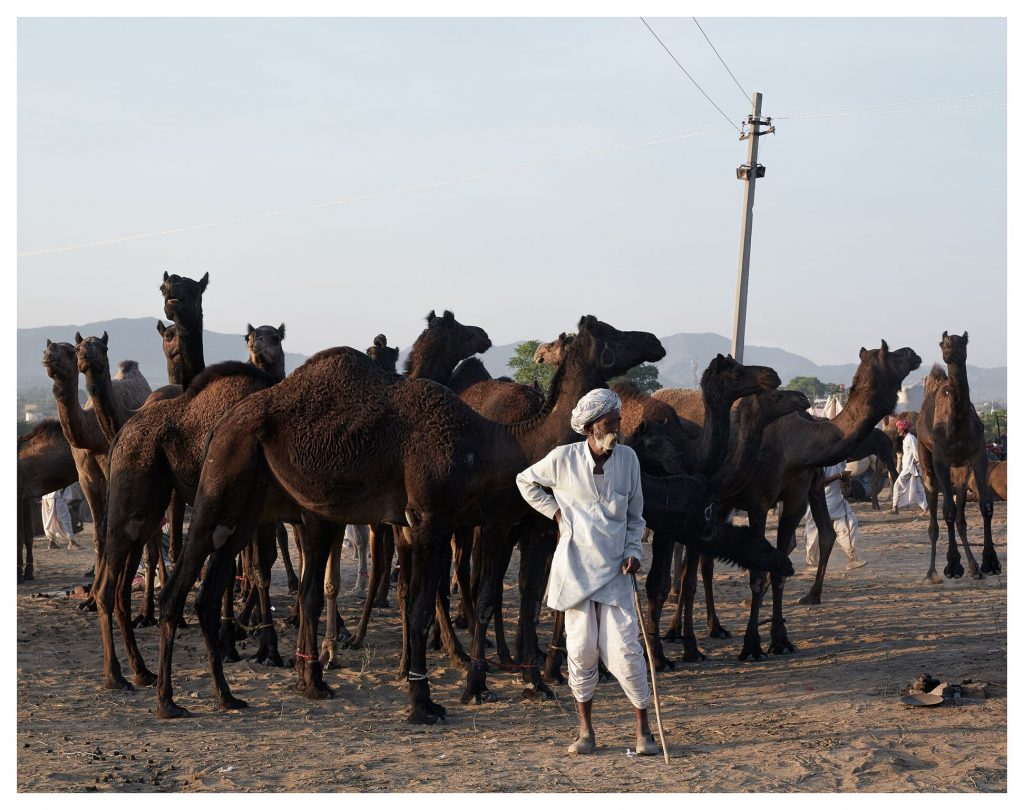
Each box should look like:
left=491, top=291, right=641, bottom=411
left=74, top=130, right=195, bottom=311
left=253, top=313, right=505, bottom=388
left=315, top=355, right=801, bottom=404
left=631, top=573, right=669, bottom=763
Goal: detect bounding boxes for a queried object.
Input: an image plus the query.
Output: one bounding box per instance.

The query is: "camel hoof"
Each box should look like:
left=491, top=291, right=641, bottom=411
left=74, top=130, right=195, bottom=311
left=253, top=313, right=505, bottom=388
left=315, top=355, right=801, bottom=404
left=522, top=687, right=552, bottom=702
left=301, top=682, right=334, bottom=700
left=769, top=640, right=796, bottom=655
left=681, top=645, right=706, bottom=663
left=157, top=702, right=192, bottom=720
left=21, top=570, right=34, bottom=582
left=924, top=572, right=944, bottom=584
left=653, top=658, right=675, bottom=673
left=253, top=652, right=285, bottom=668
left=373, top=597, right=389, bottom=609
left=708, top=624, right=731, bottom=639
left=284, top=616, right=300, bottom=629
left=541, top=668, right=566, bottom=685
left=461, top=688, right=498, bottom=706
left=132, top=614, right=158, bottom=629
left=944, top=561, right=965, bottom=579
left=407, top=704, right=447, bottom=725
left=133, top=670, right=157, bottom=687
left=738, top=639, right=766, bottom=661
left=661, top=628, right=684, bottom=643
left=222, top=647, right=241, bottom=664
left=221, top=696, right=248, bottom=711
left=287, top=578, right=299, bottom=594
left=981, top=554, right=1002, bottom=575
left=797, top=593, right=821, bottom=606
left=77, top=599, right=98, bottom=613
left=453, top=615, right=468, bottom=630
left=104, top=675, right=134, bottom=691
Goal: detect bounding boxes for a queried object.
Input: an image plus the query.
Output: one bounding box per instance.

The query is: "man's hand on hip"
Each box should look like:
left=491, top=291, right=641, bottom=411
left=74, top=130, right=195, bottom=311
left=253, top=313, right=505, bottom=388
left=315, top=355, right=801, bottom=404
left=621, top=556, right=640, bottom=575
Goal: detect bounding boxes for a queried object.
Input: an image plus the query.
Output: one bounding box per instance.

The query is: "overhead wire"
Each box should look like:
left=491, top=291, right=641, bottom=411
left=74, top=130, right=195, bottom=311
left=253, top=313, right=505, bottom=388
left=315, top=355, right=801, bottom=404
left=692, top=17, right=751, bottom=104
left=639, top=17, right=742, bottom=135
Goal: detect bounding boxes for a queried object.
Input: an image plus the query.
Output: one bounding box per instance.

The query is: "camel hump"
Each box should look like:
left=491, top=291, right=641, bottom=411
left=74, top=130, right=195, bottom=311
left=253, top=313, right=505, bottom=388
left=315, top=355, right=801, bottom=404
left=184, top=360, right=277, bottom=398
left=610, top=379, right=643, bottom=399
left=116, top=360, right=141, bottom=378
left=449, top=357, right=492, bottom=393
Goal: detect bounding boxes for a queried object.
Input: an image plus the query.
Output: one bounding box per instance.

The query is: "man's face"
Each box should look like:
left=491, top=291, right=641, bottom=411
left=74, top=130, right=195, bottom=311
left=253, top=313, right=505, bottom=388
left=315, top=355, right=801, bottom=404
left=587, top=409, right=622, bottom=452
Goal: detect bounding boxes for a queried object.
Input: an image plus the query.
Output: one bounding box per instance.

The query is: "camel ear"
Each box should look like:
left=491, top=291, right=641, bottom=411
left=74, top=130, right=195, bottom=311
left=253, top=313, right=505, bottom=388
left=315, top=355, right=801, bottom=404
left=859, top=346, right=869, bottom=361
left=75, top=331, right=84, bottom=344
left=427, top=309, right=437, bottom=324
left=278, top=324, right=286, bottom=339
left=246, top=324, right=255, bottom=339
left=101, top=331, right=108, bottom=346
left=880, top=339, right=888, bottom=354
left=163, top=271, right=170, bottom=281
left=962, top=331, right=968, bottom=343
left=443, top=310, right=454, bottom=321
left=46, top=338, right=52, bottom=348
left=942, top=330, right=948, bottom=340
left=156, top=320, right=166, bottom=336
left=199, top=272, right=209, bottom=291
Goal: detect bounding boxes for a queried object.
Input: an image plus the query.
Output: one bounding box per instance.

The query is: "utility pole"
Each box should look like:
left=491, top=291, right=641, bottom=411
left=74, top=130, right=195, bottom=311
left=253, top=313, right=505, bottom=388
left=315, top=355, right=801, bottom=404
left=730, top=92, right=773, bottom=362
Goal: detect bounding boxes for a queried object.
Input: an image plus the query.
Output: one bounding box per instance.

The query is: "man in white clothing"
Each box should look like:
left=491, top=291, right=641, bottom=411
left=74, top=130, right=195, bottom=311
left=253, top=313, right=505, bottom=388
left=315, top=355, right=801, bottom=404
left=803, top=462, right=867, bottom=570
left=891, top=420, right=928, bottom=514
left=516, top=388, right=657, bottom=757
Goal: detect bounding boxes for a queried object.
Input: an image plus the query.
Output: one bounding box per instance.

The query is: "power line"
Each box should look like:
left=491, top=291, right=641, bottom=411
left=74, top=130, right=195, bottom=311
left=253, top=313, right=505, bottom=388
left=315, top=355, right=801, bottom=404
left=639, top=17, right=742, bottom=134
left=775, top=90, right=1005, bottom=119
left=692, top=17, right=750, bottom=104
left=778, top=102, right=1004, bottom=120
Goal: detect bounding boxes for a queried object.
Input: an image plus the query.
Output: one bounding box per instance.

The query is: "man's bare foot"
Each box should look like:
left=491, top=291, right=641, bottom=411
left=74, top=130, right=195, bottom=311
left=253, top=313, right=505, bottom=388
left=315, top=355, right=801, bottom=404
left=566, top=733, right=595, bottom=755
left=635, top=732, right=659, bottom=756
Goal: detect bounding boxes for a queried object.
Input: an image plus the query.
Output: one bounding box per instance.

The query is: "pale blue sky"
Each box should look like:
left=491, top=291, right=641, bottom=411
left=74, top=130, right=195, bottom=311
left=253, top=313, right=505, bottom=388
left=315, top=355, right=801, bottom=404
left=17, top=17, right=1007, bottom=366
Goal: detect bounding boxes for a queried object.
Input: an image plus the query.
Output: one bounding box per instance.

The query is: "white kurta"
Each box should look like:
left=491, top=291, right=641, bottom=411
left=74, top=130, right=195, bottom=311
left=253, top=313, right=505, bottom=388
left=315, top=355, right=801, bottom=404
left=803, top=462, right=860, bottom=564
left=516, top=441, right=645, bottom=612
left=41, top=488, right=75, bottom=547
left=892, top=433, right=928, bottom=510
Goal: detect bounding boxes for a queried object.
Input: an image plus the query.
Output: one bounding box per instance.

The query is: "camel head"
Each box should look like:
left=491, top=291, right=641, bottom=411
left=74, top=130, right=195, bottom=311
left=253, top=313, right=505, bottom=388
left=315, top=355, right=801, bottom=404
left=712, top=524, right=795, bottom=577
left=367, top=334, right=400, bottom=372
left=245, top=323, right=286, bottom=371
left=940, top=330, right=969, bottom=365
left=701, top=354, right=781, bottom=404
left=743, top=388, right=811, bottom=425
left=533, top=332, right=575, bottom=366
left=160, top=271, right=209, bottom=324
left=156, top=320, right=181, bottom=363
left=572, top=315, right=665, bottom=380
left=74, top=332, right=111, bottom=377
left=853, top=341, right=922, bottom=410
left=627, top=419, right=685, bottom=475
left=41, top=340, right=78, bottom=382
left=419, top=310, right=492, bottom=364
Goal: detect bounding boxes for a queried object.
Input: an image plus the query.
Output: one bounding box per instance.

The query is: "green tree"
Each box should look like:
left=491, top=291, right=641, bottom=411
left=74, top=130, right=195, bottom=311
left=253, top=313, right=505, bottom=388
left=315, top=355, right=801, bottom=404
left=508, top=340, right=556, bottom=394
left=610, top=363, right=662, bottom=394
left=784, top=376, right=841, bottom=400
left=978, top=408, right=1007, bottom=443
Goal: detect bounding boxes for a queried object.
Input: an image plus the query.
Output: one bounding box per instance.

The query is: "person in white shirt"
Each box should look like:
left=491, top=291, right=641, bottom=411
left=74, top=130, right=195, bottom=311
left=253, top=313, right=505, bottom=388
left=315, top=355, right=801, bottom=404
left=41, top=485, right=80, bottom=550
left=516, top=388, right=657, bottom=757
left=803, top=462, right=867, bottom=570
left=891, top=420, right=928, bottom=514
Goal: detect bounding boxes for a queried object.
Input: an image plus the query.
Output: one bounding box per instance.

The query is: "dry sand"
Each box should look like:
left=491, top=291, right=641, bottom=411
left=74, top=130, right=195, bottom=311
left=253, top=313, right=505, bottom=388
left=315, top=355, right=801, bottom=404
left=17, top=500, right=1006, bottom=792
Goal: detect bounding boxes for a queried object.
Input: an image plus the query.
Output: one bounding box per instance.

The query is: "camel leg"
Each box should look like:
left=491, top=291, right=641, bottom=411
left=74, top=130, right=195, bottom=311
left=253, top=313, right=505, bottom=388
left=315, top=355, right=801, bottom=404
left=78, top=474, right=107, bottom=612
left=113, top=538, right=158, bottom=686
left=932, top=461, right=967, bottom=579
left=404, top=513, right=451, bottom=725
left=951, top=476, right=983, bottom=579
left=277, top=523, right=299, bottom=594
left=375, top=525, right=395, bottom=607
left=452, top=525, right=474, bottom=630
left=395, top=536, right=412, bottom=677
left=347, top=526, right=369, bottom=597
left=702, top=554, right=730, bottom=638
left=461, top=524, right=516, bottom=704
left=515, top=530, right=554, bottom=700
left=218, top=564, right=242, bottom=663
left=285, top=524, right=304, bottom=627
left=350, top=525, right=385, bottom=649
left=434, top=578, right=470, bottom=667
left=291, top=515, right=338, bottom=700
left=319, top=532, right=345, bottom=670
left=18, top=496, right=35, bottom=582
left=798, top=470, right=839, bottom=606
left=94, top=538, right=137, bottom=690
left=971, top=453, right=1000, bottom=575
left=541, top=609, right=567, bottom=685
left=251, top=523, right=284, bottom=667
left=767, top=495, right=805, bottom=655
left=674, top=546, right=706, bottom=661
left=166, top=491, right=185, bottom=565
left=919, top=442, right=944, bottom=582
left=641, top=533, right=676, bottom=671
left=132, top=533, right=160, bottom=628
left=667, top=543, right=684, bottom=603
left=738, top=509, right=769, bottom=661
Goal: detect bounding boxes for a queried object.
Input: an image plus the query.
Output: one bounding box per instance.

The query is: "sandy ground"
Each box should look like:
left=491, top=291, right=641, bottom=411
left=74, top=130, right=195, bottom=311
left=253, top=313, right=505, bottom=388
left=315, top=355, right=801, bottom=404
left=17, top=498, right=1006, bottom=793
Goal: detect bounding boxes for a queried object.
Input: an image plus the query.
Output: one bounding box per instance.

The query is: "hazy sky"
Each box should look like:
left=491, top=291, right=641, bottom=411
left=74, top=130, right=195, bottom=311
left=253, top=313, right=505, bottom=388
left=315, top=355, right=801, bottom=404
left=17, top=17, right=1007, bottom=367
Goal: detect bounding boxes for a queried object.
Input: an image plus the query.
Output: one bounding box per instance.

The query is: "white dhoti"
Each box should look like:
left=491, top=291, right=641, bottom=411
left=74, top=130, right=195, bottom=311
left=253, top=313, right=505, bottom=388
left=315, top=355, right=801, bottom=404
left=892, top=470, right=928, bottom=510
left=343, top=524, right=370, bottom=591
left=564, top=599, right=651, bottom=710
left=804, top=504, right=859, bottom=565
left=41, top=490, right=75, bottom=548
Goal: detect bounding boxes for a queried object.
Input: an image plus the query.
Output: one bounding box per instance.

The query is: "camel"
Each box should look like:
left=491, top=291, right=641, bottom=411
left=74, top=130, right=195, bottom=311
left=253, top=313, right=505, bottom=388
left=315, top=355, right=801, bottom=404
left=151, top=315, right=663, bottom=723
left=160, top=272, right=208, bottom=388
left=17, top=420, right=79, bottom=581
left=321, top=313, right=490, bottom=668
left=156, top=321, right=182, bottom=387
left=951, top=461, right=1007, bottom=502
left=719, top=342, right=921, bottom=659
left=613, top=356, right=782, bottom=670
left=92, top=323, right=287, bottom=693
left=661, top=388, right=812, bottom=655
left=841, top=428, right=898, bottom=510
left=917, top=331, right=1000, bottom=580
left=74, top=333, right=167, bottom=625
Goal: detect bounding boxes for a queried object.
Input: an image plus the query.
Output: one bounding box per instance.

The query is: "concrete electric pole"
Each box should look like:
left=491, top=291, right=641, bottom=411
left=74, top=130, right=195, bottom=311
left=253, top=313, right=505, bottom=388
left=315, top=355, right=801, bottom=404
left=730, top=92, right=773, bottom=362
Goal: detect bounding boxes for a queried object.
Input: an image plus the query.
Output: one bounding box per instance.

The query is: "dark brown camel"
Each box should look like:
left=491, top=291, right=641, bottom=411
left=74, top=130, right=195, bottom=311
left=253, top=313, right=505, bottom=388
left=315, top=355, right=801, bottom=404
left=917, top=331, right=1000, bottom=580
left=721, top=342, right=921, bottom=659
left=951, top=461, right=1007, bottom=502
left=17, top=420, right=79, bottom=581
left=613, top=356, right=782, bottom=670
left=662, top=388, right=812, bottom=653
left=323, top=312, right=490, bottom=668
left=156, top=321, right=182, bottom=387
left=152, top=315, right=663, bottom=724
left=93, top=324, right=287, bottom=692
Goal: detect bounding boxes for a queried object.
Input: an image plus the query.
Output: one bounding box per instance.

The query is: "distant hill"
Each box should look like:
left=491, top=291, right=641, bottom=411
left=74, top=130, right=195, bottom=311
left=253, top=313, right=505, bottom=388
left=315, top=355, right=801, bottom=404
left=17, top=319, right=1007, bottom=403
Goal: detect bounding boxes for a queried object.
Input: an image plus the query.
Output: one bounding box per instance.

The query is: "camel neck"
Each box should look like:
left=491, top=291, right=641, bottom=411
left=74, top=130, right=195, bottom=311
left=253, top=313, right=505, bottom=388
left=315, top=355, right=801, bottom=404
left=51, top=375, right=104, bottom=453
left=406, top=345, right=460, bottom=387
left=174, top=319, right=205, bottom=388
left=252, top=356, right=286, bottom=384
left=945, top=358, right=971, bottom=419
left=166, top=356, right=183, bottom=387
left=83, top=365, right=125, bottom=444
left=796, top=385, right=896, bottom=468
left=714, top=405, right=765, bottom=496
left=696, top=387, right=732, bottom=477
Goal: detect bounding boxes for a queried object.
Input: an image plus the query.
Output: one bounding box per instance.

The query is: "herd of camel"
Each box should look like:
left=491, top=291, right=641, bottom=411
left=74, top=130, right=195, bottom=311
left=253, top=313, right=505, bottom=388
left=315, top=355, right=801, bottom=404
left=15, top=271, right=1005, bottom=725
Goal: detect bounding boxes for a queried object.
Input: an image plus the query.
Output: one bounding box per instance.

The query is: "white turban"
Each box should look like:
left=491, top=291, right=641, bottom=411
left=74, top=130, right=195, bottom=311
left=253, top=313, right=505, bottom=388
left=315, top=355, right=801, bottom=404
left=570, top=388, right=622, bottom=435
